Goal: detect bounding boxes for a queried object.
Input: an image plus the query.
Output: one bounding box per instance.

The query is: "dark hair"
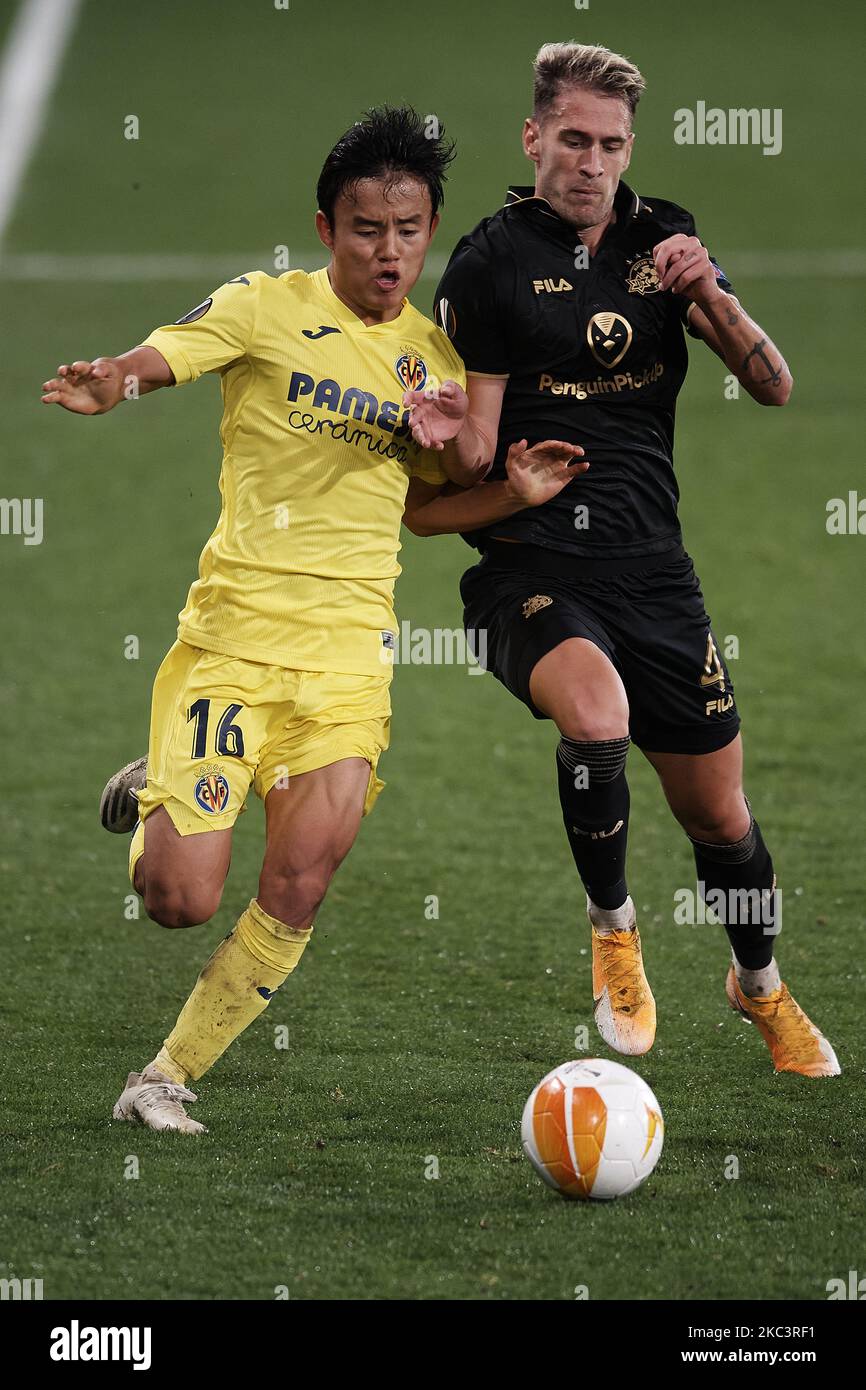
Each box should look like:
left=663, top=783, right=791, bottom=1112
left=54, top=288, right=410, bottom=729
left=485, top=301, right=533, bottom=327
left=316, top=105, right=455, bottom=226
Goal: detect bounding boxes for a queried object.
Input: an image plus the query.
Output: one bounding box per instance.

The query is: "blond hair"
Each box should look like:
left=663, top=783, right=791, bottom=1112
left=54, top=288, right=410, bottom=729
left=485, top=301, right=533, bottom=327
left=533, top=42, right=646, bottom=120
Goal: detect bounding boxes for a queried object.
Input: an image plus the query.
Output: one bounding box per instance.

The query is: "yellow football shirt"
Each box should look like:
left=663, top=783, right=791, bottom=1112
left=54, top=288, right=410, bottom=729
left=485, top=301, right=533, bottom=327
left=142, top=267, right=465, bottom=675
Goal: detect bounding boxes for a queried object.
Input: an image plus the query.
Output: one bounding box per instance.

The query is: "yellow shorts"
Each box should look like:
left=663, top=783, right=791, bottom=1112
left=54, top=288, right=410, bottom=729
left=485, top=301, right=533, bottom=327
left=136, top=641, right=391, bottom=836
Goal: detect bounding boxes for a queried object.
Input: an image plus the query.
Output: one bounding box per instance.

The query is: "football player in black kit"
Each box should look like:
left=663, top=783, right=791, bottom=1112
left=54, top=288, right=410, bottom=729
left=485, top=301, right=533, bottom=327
left=401, top=42, right=838, bottom=1076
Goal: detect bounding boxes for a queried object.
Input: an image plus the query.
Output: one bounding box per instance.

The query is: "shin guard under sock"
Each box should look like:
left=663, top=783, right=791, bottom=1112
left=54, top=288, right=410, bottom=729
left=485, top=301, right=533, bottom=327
left=556, top=736, right=630, bottom=910
left=689, top=815, right=777, bottom=970
left=152, top=899, right=312, bottom=1083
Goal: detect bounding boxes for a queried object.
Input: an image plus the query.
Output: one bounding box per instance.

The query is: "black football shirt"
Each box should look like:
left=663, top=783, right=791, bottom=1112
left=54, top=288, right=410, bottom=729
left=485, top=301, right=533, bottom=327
left=434, top=180, right=732, bottom=560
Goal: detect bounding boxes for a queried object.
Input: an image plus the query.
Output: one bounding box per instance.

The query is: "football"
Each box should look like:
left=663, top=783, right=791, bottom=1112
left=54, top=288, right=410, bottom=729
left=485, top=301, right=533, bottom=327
left=521, top=1058, right=664, bottom=1200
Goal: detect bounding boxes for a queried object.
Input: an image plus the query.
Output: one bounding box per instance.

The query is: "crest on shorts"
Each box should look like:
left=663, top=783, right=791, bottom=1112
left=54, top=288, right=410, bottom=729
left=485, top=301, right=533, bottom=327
left=523, top=594, right=553, bottom=618
left=699, top=633, right=727, bottom=691
left=625, top=254, right=660, bottom=296
left=395, top=351, right=428, bottom=392
left=194, top=772, right=230, bottom=814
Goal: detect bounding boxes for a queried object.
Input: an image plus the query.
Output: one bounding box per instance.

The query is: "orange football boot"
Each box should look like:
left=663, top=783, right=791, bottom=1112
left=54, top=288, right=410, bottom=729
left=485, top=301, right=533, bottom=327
left=590, top=904, right=657, bottom=1055
left=726, top=967, right=840, bottom=1076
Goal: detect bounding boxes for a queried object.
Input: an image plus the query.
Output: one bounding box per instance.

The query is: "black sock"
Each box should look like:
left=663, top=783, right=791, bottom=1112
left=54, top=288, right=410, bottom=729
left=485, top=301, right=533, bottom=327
left=689, top=814, right=777, bottom=969
left=556, top=736, right=630, bottom=910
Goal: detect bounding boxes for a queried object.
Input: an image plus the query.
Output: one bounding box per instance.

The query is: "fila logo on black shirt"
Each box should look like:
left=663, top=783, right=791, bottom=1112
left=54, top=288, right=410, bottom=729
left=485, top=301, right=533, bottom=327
left=532, top=277, right=573, bottom=294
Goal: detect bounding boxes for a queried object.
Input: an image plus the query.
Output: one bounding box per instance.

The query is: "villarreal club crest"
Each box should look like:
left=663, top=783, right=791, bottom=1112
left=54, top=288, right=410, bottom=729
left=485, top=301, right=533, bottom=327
left=193, top=767, right=230, bottom=815
left=395, top=349, right=428, bottom=394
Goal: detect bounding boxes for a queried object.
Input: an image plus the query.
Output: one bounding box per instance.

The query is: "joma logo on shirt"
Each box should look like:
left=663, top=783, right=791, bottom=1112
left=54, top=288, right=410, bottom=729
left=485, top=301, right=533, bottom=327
left=533, top=277, right=573, bottom=294
left=287, top=371, right=411, bottom=434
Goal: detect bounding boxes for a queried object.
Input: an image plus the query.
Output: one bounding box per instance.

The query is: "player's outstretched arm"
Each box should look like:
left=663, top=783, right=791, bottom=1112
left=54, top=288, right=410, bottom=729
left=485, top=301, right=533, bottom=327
left=653, top=234, right=792, bottom=406
left=403, top=375, right=505, bottom=485
left=403, top=439, right=588, bottom=537
left=41, top=346, right=175, bottom=414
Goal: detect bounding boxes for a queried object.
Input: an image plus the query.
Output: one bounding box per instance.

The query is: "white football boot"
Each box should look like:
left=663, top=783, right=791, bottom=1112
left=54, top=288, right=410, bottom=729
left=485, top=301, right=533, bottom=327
left=112, top=1066, right=207, bottom=1135
left=100, top=756, right=147, bottom=833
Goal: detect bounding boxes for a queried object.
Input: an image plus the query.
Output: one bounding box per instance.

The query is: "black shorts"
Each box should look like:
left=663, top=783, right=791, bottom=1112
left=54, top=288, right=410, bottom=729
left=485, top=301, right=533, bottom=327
left=460, top=543, right=740, bottom=755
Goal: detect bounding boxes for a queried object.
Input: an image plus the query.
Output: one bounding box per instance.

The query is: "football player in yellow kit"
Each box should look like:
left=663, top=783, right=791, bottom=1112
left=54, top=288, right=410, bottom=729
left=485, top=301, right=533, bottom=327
left=41, top=107, right=586, bottom=1134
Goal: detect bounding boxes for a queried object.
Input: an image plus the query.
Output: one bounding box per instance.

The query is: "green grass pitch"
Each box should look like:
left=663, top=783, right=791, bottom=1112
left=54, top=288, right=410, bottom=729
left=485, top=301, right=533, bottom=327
left=0, top=0, right=863, bottom=1300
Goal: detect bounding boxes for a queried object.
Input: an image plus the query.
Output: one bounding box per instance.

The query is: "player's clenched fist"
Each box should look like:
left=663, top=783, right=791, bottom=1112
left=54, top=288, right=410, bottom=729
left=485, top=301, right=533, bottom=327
left=402, top=378, right=468, bottom=450
left=41, top=357, right=128, bottom=414
left=653, top=234, right=720, bottom=305
left=505, top=438, right=589, bottom=507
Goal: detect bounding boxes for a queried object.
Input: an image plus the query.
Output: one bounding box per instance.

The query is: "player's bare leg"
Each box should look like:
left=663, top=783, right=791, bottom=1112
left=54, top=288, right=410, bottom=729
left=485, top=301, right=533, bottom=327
left=257, top=757, right=371, bottom=928
left=114, top=759, right=371, bottom=1135
left=645, top=737, right=839, bottom=1076
left=100, top=758, right=233, bottom=924
left=133, top=805, right=233, bottom=929
left=643, top=736, right=750, bottom=846
left=530, top=638, right=656, bottom=1055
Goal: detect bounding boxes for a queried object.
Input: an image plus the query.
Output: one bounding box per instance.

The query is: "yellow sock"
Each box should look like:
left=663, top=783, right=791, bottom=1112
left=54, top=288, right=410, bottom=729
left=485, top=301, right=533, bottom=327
left=147, top=899, right=312, bottom=1083
left=150, top=1046, right=188, bottom=1086
left=128, top=820, right=145, bottom=886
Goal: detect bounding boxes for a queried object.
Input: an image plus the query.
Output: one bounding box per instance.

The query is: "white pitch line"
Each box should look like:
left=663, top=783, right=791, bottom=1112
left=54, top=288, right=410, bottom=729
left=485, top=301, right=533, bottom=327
left=0, top=248, right=864, bottom=282
left=726, top=250, right=866, bottom=278
left=0, top=251, right=289, bottom=281
left=0, top=0, right=82, bottom=248
left=0, top=4, right=861, bottom=286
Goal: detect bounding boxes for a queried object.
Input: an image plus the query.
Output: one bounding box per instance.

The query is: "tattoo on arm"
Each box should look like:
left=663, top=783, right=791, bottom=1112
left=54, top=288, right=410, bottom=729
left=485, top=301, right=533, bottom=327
left=741, top=336, right=782, bottom=387
left=726, top=308, right=739, bottom=326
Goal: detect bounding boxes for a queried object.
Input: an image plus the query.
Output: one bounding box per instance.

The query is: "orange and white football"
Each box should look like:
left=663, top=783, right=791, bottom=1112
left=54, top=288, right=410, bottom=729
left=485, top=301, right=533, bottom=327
left=522, top=1058, right=664, bottom=1200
